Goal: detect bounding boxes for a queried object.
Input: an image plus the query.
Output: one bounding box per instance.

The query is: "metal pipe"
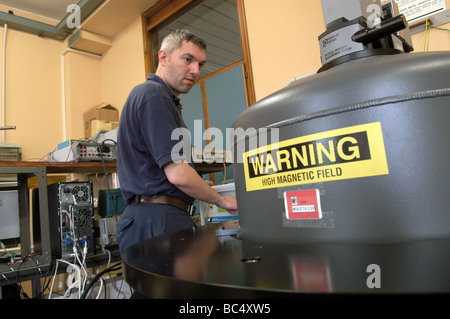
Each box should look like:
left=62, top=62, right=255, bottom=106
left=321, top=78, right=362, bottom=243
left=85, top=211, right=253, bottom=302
left=2, top=23, right=7, bottom=143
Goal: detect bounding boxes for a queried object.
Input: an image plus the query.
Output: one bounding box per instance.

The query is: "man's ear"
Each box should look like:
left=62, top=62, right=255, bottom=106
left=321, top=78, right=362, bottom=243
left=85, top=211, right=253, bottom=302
left=158, top=49, right=169, bottom=66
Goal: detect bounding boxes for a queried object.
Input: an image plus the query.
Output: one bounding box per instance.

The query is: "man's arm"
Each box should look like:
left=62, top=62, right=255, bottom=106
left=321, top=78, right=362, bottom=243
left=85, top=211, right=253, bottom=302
left=163, top=161, right=238, bottom=214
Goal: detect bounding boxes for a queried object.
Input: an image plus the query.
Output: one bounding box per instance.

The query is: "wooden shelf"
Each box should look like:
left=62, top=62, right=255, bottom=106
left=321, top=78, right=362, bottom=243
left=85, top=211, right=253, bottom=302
left=0, top=161, right=117, bottom=174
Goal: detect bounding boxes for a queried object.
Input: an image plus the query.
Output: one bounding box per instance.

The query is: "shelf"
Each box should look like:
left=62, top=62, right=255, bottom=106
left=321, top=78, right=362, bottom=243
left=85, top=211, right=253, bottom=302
left=0, top=161, right=117, bottom=174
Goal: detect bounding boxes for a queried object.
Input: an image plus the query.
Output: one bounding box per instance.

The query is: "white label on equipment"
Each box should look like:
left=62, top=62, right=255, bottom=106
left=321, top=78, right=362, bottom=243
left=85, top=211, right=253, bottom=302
left=396, top=0, right=447, bottom=23
left=319, top=24, right=364, bottom=64
left=292, top=205, right=316, bottom=213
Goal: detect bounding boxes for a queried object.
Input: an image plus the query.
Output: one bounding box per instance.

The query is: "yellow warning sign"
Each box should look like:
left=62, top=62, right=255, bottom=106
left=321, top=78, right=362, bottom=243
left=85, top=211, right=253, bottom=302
left=243, top=122, right=389, bottom=192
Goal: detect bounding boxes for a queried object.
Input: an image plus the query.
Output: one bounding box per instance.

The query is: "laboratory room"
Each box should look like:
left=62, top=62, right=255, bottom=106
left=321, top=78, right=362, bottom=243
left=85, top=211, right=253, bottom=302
left=0, top=0, right=449, bottom=308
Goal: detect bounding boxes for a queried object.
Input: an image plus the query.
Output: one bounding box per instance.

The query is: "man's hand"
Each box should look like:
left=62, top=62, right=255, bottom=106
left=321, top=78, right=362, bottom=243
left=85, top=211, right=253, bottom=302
left=164, top=161, right=238, bottom=213
left=204, top=180, right=214, bottom=187
left=217, top=195, right=238, bottom=215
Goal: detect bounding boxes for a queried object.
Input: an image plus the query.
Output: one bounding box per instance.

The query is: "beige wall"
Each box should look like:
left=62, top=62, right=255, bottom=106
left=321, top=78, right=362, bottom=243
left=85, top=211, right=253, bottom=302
left=0, top=27, right=64, bottom=160
left=244, top=0, right=325, bottom=101
left=63, top=51, right=103, bottom=141
left=0, top=1, right=449, bottom=160
left=62, top=16, right=146, bottom=148
left=101, top=17, right=146, bottom=112
left=62, top=16, right=146, bottom=142
left=0, top=16, right=145, bottom=160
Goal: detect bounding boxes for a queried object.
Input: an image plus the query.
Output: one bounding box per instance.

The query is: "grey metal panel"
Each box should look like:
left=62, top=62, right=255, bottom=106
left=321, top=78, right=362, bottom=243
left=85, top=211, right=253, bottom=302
left=232, top=51, right=450, bottom=245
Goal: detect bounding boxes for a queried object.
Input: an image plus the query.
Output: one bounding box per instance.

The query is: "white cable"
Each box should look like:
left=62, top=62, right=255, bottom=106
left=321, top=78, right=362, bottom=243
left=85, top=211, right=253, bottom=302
left=102, top=248, right=111, bottom=270
left=48, top=259, right=82, bottom=299
left=64, top=279, right=81, bottom=299
left=48, top=260, right=60, bottom=299
left=82, top=241, right=88, bottom=265
left=66, top=263, right=82, bottom=299
left=54, top=209, right=93, bottom=299
left=49, top=207, right=96, bottom=299
left=2, top=23, right=7, bottom=143
left=95, top=277, right=105, bottom=299
left=79, top=242, right=89, bottom=294
left=73, top=246, right=88, bottom=296
left=112, top=277, right=128, bottom=299
left=79, top=249, right=113, bottom=299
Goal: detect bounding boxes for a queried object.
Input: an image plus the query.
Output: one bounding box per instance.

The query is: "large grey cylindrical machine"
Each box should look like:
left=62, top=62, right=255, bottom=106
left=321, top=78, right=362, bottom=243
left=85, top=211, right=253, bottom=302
left=120, top=0, right=450, bottom=298
left=232, top=0, right=450, bottom=245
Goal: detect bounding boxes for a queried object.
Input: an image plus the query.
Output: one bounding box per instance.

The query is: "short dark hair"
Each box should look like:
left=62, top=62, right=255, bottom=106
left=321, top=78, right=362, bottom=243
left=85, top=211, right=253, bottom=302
left=160, top=29, right=207, bottom=53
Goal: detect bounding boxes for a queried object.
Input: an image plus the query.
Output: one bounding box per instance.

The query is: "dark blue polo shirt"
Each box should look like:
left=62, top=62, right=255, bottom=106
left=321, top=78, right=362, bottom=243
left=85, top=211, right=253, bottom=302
left=117, top=74, right=194, bottom=205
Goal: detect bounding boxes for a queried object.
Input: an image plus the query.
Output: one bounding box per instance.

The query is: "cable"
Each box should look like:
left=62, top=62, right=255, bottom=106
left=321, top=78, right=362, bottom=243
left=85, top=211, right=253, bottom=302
left=12, top=253, right=43, bottom=299
left=47, top=259, right=60, bottom=299
left=64, top=277, right=81, bottom=299
left=48, top=258, right=82, bottom=299
left=3, top=23, right=8, bottom=143
left=95, top=277, right=105, bottom=299
left=73, top=243, right=88, bottom=295
left=0, top=252, right=47, bottom=299
left=429, top=25, right=450, bottom=32
left=80, top=262, right=122, bottom=299
left=424, top=19, right=431, bottom=51
left=99, top=249, right=127, bottom=299
left=38, top=257, right=57, bottom=299
left=423, top=18, right=450, bottom=52
left=47, top=234, right=89, bottom=299
left=111, top=276, right=127, bottom=299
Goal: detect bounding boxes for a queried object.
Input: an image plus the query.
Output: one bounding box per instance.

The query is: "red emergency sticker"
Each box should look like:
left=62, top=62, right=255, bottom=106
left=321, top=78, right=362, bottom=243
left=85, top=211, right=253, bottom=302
left=292, top=258, right=331, bottom=292
left=284, top=189, right=322, bottom=220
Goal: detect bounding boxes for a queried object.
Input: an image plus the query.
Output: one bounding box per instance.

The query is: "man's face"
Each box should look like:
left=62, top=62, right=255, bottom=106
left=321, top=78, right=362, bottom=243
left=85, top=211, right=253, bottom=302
left=159, top=40, right=207, bottom=97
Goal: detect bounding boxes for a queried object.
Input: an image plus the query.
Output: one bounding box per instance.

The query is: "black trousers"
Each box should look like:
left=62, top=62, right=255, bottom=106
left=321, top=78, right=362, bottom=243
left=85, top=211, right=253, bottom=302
left=116, top=201, right=195, bottom=255
left=116, top=201, right=195, bottom=299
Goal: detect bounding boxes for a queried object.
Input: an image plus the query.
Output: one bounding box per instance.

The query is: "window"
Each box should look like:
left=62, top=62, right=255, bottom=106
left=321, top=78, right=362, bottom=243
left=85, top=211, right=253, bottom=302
left=142, top=0, right=255, bottom=106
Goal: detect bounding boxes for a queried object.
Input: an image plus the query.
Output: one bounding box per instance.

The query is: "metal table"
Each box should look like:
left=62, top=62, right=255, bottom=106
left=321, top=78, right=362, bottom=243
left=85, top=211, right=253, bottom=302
left=122, top=220, right=450, bottom=298
left=0, top=161, right=229, bottom=297
left=0, top=161, right=117, bottom=297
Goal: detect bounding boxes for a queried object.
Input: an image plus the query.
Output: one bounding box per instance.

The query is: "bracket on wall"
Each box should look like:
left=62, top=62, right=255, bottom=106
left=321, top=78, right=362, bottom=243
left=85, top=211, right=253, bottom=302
left=0, top=0, right=104, bottom=40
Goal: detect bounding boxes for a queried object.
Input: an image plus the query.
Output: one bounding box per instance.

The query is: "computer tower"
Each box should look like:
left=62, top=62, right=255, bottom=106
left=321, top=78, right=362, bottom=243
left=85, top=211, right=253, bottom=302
left=46, top=182, right=96, bottom=259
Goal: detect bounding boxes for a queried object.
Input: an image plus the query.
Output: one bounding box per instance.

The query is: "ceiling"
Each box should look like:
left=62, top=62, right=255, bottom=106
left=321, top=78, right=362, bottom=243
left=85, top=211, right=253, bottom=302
left=82, top=0, right=159, bottom=38
left=0, top=0, right=77, bottom=22
left=0, top=0, right=243, bottom=76
left=0, top=0, right=159, bottom=39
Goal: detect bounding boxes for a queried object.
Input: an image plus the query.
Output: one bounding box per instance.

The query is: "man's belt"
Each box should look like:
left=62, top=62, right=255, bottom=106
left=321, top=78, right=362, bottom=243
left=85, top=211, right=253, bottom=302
left=137, top=195, right=196, bottom=215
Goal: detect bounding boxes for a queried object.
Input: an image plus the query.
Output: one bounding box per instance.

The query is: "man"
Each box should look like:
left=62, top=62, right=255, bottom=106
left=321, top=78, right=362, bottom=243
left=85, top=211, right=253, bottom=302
left=116, top=29, right=238, bottom=255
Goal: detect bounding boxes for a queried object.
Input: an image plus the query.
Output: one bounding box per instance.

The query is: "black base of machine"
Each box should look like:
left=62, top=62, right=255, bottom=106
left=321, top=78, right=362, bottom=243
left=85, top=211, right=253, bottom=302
left=122, top=222, right=450, bottom=298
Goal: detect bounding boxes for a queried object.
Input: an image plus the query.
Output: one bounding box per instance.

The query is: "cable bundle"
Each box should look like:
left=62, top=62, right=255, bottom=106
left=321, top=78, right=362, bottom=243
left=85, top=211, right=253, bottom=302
left=48, top=241, right=90, bottom=299
left=47, top=247, right=123, bottom=299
